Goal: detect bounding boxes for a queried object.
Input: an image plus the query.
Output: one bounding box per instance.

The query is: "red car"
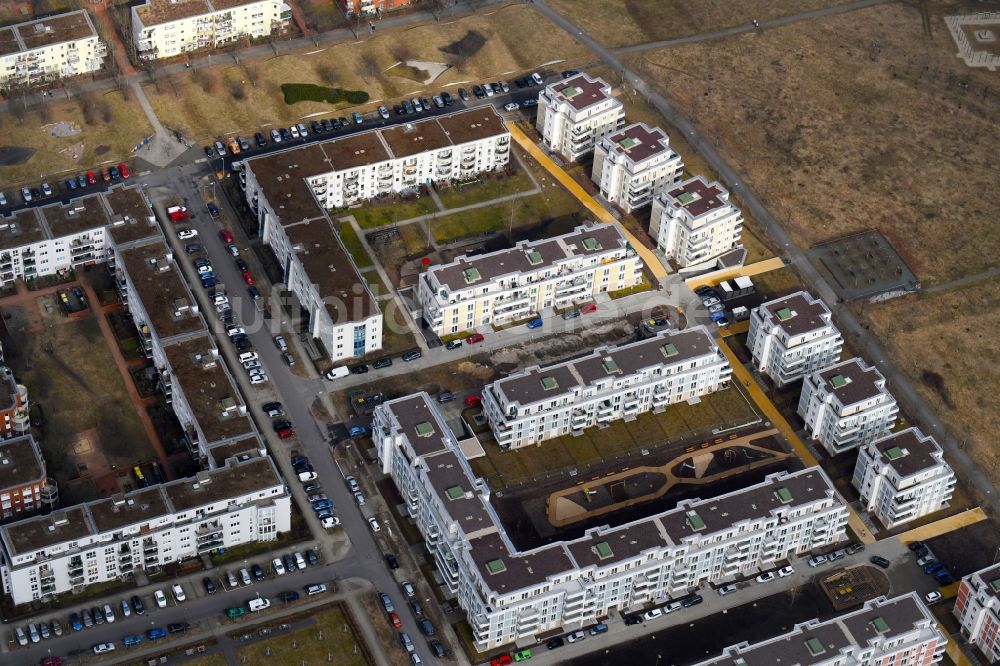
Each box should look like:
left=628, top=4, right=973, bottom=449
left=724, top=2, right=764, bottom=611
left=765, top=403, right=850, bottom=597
left=100, top=167, right=111, bottom=182
left=219, top=229, right=234, bottom=243
left=389, top=612, right=401, bottom=628
left=276, top=427, right=295, bottom=440
left=119, top=163, right=130, bottom=179
left=580, top=303, right=597, bottom=314
left=464, top=394, right=482, bottom=407
left=43, top=657, right=63, bottom=666
left=491, top=656, right=513, bottom=666
left=86, top=171, right=97, bottom=185
left=466, top=333, right=485, bottom=344
left=242, top=270, right=254, bottom=286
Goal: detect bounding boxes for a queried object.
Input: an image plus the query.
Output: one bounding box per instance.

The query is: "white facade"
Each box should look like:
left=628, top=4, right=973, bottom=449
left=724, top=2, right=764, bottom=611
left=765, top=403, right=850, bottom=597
left=375, top=393, right=847, bottom=652
left=0, top=457, right=290, bottom=605
left=955, top=563, right=1000, bottom=663
left=747, top=291, right=843, bottom=387
left=591, top=122, right=683, bottom=212
left=537, top=73, right=624, bottom=161
left=852, top=428, right=955, bottom=528
left=695, top=593, right=946, bottom=666
left=649, top=175, right=743, bottom=268
left=483, top=326, right=732, bottom=449
left=132, top=0, right=289, bottom=60
left=0, top=11, right=106, bottom=88
left=417, top=224, right=643, bottom=336
left=798, top=358, right=899, bottom=457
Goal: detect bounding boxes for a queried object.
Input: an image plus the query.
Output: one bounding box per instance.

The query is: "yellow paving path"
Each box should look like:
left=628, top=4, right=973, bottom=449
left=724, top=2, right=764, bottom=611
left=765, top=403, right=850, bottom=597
left=714, top=333, right=876, bottom=544
left=894, top=507, right=988, bottom=544
left=685, top=257, right=787, bottom=289
left=509, top=124, right=667, bottom=280
left=940, top=624, right=974, bottom=666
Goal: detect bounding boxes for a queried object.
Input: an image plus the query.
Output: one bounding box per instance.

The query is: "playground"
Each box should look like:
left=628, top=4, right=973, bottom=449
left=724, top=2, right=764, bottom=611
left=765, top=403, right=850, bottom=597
left=819, top=565, right=891, bottom=612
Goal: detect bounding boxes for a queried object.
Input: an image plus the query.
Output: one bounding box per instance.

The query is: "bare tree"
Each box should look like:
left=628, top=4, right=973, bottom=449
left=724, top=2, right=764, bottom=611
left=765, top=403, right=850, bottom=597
left=314, top=62, right=339, bottom=87
left=99, top=99, right=112, bottom=124
left=229, top=79, right=246, bottom=101
left=391, top=42, right=415, bottom=64
left=37, top=99, right=51, bottom=124
left=9, top=91, right=28, bottom=125
left=192, top=68, right=216, bottom=93
left=242, top=61, right=259, bottom=87
left=359, top=53, right=380, bottom=83
left=79, top=92, right=98, bottom=125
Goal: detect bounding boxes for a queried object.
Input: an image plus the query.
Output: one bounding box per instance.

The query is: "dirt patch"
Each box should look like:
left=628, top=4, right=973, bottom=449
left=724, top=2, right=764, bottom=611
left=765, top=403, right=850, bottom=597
left=819, top=565, right=890, bottom=611
left=47, top=121, right=81, bottom=138
left=440, top=30, right=486, bottom=58
left=94, top=145, right=110, bottom=155
left=57, top=142, right=84, bottom=162
left=0, top=146, right=34, bottom=166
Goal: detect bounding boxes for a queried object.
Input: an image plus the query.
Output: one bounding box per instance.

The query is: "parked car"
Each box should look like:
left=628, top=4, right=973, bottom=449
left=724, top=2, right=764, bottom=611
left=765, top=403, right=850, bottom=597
left=368, top=516, right=381, bottom=533
left=131, top=595, right=145, bottom=615
left=418, top=618, right=435, bottom=636
left=681, top=594, right=703, bottom=608
left=203, top=577, right=217, bottom=595
left=755, top=571, right=775, bottom=583
left=925, top=591, right=942, bottom=603
left=445, top=339, right=463, bottom=350
left=92, top=642, right=116, bottom=655
left=871, top=555, right=891, bottom=569
left=642, top=608, right=663, bottom=621
left=171, top=584, right=186, bottom=602
left=373, top=358, right=393, bottom=369
left=526, top=318, right=542, bottom=329
left=778, top=565, right=794, bottom=577
left=546, top=637, right=565, bottom=650
left=466, top=332, right=485, bottom=344
left=717, top=584, right=737, bottom=596
left=846, top=542, right=865, bottom=555
left=808, top=554, right=828, bottom=567
left=168, top=622, right=191, bottom=634
left=464, top=394, right=482, bottom=407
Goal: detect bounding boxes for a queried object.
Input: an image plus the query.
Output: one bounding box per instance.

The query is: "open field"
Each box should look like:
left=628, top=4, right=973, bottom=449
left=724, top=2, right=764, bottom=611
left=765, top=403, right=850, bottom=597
left=547, top=0, right=847, bottom=47
left=0, top=90, right=152, bottom=188
left=337, top=221, right=374, bottom=268
left=348, top=194, right=438, bottom=230
left=436, top=161, right=536, bottom=208
left=626, top=2, right=1000, bottom=286
left=235, top=604, right=368, bottom=666
left=865, top=287, right=1000, bottom=489
left=142, top=3, right=590, bottom=140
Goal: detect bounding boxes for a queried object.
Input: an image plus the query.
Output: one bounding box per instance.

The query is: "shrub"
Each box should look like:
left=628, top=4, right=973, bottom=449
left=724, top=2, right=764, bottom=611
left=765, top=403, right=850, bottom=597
left=280, top=83, right=370, bottom=106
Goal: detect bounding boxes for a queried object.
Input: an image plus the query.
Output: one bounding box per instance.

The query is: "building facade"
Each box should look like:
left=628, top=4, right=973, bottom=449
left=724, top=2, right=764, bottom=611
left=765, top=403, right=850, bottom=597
left=131, top=0, right=290, bottom=60
left=954, top=564, right=1000, bottom=663
left=537, top=73, right=624, bottom=161
left=747, top=291, right=843, bottom=387
left=0, top=11, right=106, bottom=88
left=695, top=593, right=946, bottom=665
left=0, top=435, right=46, bottom=520
left=0, top=366, right=30, bottom=439
left=417, top=224, right=643, bottom=336
left=0, top=457, right=290, bottom=605
left=483, top=326, right=732, bottom=449
left=852, top=428, right=955, bottom=529
left=591, top=123, right=683, bottom=212
left=649, top=175, right=743, bottom=268
left=375, top=393, right=848, bottom=652
left=798, top=357, right=898, bottom=457
left=339, top=0, right=411, bottom=15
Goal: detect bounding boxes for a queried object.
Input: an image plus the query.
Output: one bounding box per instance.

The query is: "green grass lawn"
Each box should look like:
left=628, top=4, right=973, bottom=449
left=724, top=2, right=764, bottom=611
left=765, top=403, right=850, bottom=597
left=235, top=605, right=366, bottom=666
left=337, top=222, right=374, bottom=268
left=431, top=190, right=587, bottom=244
left=437, top=167, right=536, bottom=209
left=608, top=274, right=653, bottom=299
left=347, top=197, right=439, bottom=230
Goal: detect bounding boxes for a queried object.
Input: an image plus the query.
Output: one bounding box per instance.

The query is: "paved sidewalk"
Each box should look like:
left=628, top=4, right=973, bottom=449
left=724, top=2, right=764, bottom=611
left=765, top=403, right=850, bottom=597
left=894, top=507, right=988, bottom=545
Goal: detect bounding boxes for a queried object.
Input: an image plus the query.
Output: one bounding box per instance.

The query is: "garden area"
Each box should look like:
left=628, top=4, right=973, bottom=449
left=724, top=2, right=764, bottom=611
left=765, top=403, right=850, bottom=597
left=235, top=604, right=369, bottom=666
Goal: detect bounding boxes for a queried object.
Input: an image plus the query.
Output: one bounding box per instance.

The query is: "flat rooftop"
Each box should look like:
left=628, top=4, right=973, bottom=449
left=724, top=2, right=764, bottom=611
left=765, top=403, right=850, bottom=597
left=872, top=428, right=945, bottom=478
left=548, top=73, right=614, bottom=112
left=134, top=0, right=213, bottom=26
left=388, top=393, right=451, bottom=459
left=0, top=435, right=45, bottom=491
left=119, top=240, right=203, bottom=339
left=105, top=187, right=159, bottom=245
left=207, top=436, right=265, bottom=468
left=816, top=358, right=889, bottom=407
left=467, top=530, right=573, bottom=594
left=428, top=224, right=627, bottom=293
left=40, top=195, right=109, bottom=238
left=88, top=486, right=169, bottom=534
left=759, top=291, right=834, bottom=338
left=1, top=506, right=93, bottom=556
left=663, top=175, right=731, bottom=219
left=381, top=120, right=452, bottom=160
left=605, top=122, right=672, bottom=166
left=0, top=209, right=48, bottom=251
left=8, top=10, right=96, bottom=53
left=162, top=335, right=253, bottom=445
left=971, top=563, right=1000, bottom=603
left=164, top=456, right=280, bottom=514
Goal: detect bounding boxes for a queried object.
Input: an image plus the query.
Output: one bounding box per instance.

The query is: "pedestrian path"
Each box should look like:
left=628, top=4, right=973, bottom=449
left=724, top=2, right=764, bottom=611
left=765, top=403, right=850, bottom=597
left=684, top=256, right=787, bottom=289
left=508, top=124, right=667, bottom=280
left=894, top=507, right=988, bottom=545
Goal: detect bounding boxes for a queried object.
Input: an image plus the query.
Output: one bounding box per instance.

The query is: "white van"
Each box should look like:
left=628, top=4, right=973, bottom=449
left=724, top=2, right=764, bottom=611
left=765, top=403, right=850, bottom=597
left=531, top=72, right=543, bottom=85
left=305, top=583, right=327, bottom=596
left=248, top=597, right=271, bottom=613
left=325, top=366, right=349, bottom=381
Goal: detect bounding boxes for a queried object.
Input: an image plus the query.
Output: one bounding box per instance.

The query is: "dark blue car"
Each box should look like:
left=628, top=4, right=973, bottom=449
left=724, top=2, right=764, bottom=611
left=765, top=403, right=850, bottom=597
left=69, top=612, right=83, bottom=632
left=526, top=318, right=543, bottom=329
left=146, top=627, right=167, bottom=640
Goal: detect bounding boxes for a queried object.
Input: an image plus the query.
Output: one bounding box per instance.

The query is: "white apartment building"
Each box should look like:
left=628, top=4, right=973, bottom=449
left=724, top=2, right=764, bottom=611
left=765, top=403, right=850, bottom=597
left=0, top=11, right=107, bottom=88
left=375, top=392, right=847, bottom=652
left=852, top=428, right=956, bottom=529
left=0, top=456, right=290, bottom=605
left=417, top=224, right=643, bottom=336
left=591, top=123, right=683, bottom=213
left=536, top=73, right=625, bottom=161
left=131, top=0, right=290, bottom=60
left=649, top=175, right=743, bottom=268
left=483, top=326, right=731, bottom=449
left=695, top=593, right=947, bottom=666
left=955, top=563, right=1000, bottom=663
left=798, top=357, right=899, bottom=457
left=747, top=291, right=843, bottom=387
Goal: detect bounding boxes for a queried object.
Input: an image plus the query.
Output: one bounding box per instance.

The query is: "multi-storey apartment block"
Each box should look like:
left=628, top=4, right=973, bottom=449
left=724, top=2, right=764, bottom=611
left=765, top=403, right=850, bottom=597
left=240, top=108, right=509, bottom=361
left=955, top=564, right=1000, bottom=663
left=747, top=291, right=843, bottom=387
left=649, top=175, right=743, bottom=268
left=591, top=123, right=683, bottom=212
left=852, top=428, right=955, bottom=529
left=695, top=593, right=946, bottom=665
left=0, top=366, right=29, bottom=439
left=0, top=435, right=46, bottom=519
left=339, top=0, right=411, bottom=15
left=131, top=0, right=290, bottom=60
left=375, top=392, right=847, bottom=652
left=0, top=456, right=290, bottom=605
left=537, top=73, right=625, bottom=161
left=483, top=327, right=731, bottom=449
left=0, top=11, right=107, bottom=88
left=417, top=224, right=643, bottom=336
left=798, top=357, right=898, bottom=457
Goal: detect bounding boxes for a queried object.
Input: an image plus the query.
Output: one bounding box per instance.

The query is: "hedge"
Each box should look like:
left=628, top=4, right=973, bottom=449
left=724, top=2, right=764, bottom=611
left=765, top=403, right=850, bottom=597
left=280, top=83, right=370, bottom=106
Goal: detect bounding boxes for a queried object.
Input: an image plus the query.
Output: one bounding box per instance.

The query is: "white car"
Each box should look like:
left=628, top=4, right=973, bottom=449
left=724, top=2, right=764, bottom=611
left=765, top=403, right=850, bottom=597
left=298, top=471, right=317, bottom=482
left=92, top=642, right=116, bottom=655
left=171, top=583, right=186, bottom=603
left=227, top=244, right=239, bottom=257
left=243, top=360, right=262, bottom=370
left=197, top=265, right=213, bottom=275
left=566, top=630, right=586, bottom=643
left=642, top=608, right=663, bottom=621
left=290, top=125, right=300, bottom=139
left=272, top=558, right=286, bottom=576
left=239, top=351, right=259, bottom=362
left=778, top=565, right=795, bottom=577
left=103, top=603, right=116, bottom=623
left=321, top=516, right=340, bottom=529
left=296, top=122, right=308, bottom=137
left=249, top=374, right=269, bottom=385
left=483, top=83, right=494, bottom=96
left=177, top=229, right=198, bottom=240
left=702, top=296, right=721, bottom=307
left=924, top=591, right=942, bottom=603
left=227, top=327, right=246, bottom=337
left=755, top=571, right=775, bottom=583
left=367, top=516, right=381, bottom=533
left=503, top=102, right=519, bottom=111
left=214, top=295, right=229, bottom=306
left=717, top=584, right=737, bottom=596
left=154, top=589, right=167, bottom=608
left=354, top=491, right=366, bottom=506
left=270, top=129, right=281, bottom=143
left=808, top=554, right=828, bottom=567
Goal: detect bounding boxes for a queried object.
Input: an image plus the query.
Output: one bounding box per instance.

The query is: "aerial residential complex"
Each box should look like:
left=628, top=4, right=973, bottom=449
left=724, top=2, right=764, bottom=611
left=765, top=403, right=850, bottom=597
left=591, top=122, right=684, bottom=213
left=482, top=326, right=732, bottom=449
left=852, top=428, right=956, bottom=528
left=240, top=107, right=510, bottom=361
left=0, top=366, right=30, bottom=439
left=417, top=224, right=644, bottom=336
left=375, top=392, right=847, bottom=651
left=131, top=0, right=291, bottom=60
left=0, top=11, right=107, bottom=88
left=695, top=593, right=946, bottom=666
left=747, top=291, right=843, bottom=387
left=0, top=435, right=47, bottom=520
left=798, top=357, right=898, bottom=457
left=537, top=73, right=625, bottom=161
left=955, top=563, right=1000, bottom=663
left=649, top=175, right=744, bottom=269
left=0, top=456, right=290, bottom=605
